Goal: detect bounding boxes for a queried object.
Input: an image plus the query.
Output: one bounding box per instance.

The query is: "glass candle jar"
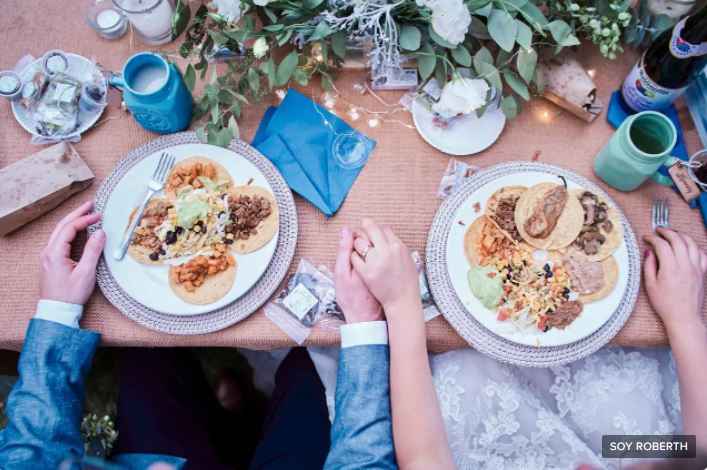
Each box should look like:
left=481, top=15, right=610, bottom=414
left=112, top=0, right=175, bottom=45
left=86, top=1, right=128, bottom=40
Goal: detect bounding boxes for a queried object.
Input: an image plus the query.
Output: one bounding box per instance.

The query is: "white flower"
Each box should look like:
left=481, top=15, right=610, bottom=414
left=432, top=77, right=490, bottom=119
left=212, top=0, right=241, bottom=23
left=253, top=37, right=269, bottom=59
left=253, top=0, right=275, bottom=5
left=418, top=0, right=471, bottom=47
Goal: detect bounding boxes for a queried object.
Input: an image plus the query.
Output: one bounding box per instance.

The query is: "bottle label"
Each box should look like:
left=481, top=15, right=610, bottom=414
left=670, top=17, right=707, bottom=58
left=621, top=60, right=686, bottom=111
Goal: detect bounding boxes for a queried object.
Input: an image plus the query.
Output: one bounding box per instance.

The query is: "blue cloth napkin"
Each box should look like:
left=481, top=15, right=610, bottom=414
left=252, top=89, right=376, bottom=217
left=607, top=90, right=707, bottom=225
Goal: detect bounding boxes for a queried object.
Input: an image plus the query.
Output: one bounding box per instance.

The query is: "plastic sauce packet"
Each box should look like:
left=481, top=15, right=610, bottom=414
left=437, top=159, right=480, bottom=199
left=265, top=259, right=345, bottom=345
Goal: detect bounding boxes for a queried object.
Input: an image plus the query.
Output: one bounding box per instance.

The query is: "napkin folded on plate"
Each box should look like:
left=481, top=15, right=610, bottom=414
left=252, top=89, right=376, bottom=217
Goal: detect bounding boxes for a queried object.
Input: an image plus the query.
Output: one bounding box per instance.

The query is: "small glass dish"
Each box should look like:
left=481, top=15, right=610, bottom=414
left=86, top=1, right=128, bottom=40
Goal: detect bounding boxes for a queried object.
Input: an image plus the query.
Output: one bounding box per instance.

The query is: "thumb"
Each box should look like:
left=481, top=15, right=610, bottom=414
left=643, top=248, right=657, bottom=290
left=76, top=229, right=106, bottom=274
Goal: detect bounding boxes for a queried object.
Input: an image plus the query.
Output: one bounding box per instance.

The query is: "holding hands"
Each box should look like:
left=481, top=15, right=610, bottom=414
left=334, top=219, right=421, bottom=324
left=39, top=200, right=105, bottom=306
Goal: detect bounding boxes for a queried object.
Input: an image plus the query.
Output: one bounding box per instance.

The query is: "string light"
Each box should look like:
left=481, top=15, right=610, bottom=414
left=587, top=69, right=596, bottom=78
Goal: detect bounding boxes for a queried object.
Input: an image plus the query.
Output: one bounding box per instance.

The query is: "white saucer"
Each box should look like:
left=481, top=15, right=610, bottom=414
left=411, top=98, right=506, bottom=156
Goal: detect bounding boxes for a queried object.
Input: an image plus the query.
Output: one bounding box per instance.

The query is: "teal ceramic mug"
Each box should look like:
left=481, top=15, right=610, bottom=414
left=594, top=111, right=678, bottom=192
left=109, top=52, right=192, bottom=134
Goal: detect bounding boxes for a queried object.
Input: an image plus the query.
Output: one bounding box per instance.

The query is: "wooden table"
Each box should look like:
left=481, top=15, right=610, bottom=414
left=1, top=0, right=704, bottom=352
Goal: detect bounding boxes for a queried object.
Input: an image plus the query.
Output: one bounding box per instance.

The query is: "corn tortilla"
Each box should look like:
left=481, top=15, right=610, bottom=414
left=228, top=185, right=279, bottom=254
left=570, top=188, right=623, bottom=262
left=168, top=258, right=238, bottom=305
left=165, top=156, right=233, bottom=200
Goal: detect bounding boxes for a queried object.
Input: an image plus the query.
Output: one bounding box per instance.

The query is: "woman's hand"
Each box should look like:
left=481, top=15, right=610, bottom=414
left=39, top=200, right=106, bottom=305
left=643, top=227, right=707, bottom=335
left=350, top=219, right=421, bottom=315
left=334, top=227, right=382, bottom=323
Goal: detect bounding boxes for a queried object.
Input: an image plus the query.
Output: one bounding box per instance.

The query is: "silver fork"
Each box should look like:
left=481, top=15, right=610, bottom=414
left=113, top=152, right=175, bottom=261
left=651, top=198, right=670, bottom=231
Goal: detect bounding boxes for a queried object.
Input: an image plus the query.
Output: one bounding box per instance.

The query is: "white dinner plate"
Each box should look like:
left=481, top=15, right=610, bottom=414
left=11, top=53, right=106, bottom=139
left=445, top=170, right=630, bottom=347
left=411, top=97, right=506, bottom=156
left=101, top=143, right=279, bottom=316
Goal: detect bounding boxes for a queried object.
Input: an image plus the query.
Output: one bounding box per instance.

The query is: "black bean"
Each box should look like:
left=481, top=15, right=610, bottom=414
left=159, top=248, right=166, bottom=255
left=218, top=211, right=225, bottom=218
left=175, top=226, right=184, bottom=235
left=165, top=231, right=177, bottom=245
left=149, top=252, right=159, bottom=261
left=224, top=238, right=234, bottom=245
left=545, top=270, right=553, bottom=278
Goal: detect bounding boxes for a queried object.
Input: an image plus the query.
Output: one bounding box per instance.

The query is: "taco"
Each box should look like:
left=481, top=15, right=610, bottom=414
left=514, top=182, right=584, bottom=250
left=169, top=250, right=237, bottom=305
left=126, top=197, right=174, bottom=265
left=225, top=185, right=279, bottom=254
left=463, top=215, right=517, bottom=267
left=485, top=186, right=527, bottom=244
left=165, top=156, right=233, bottom=199
left=569, top=189, right=623, bottom=261
left=563, top=252, right=618, bottom=303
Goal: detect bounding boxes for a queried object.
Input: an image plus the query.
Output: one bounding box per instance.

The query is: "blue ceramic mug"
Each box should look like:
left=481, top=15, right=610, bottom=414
left=109, top=52, right=192, bottom=134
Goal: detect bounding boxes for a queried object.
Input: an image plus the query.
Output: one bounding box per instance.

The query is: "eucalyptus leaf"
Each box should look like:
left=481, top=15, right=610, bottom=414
left=515, top=20, right=533, bottom=50
left=473, top=46, right=494, bottom=67
left=277, top=30, right=293, bottom=47
left=171, top=0, right=191, bottom=39
left=497, top=0, right=528, bottom=10
left=501, top=95, right=519, bottom=118
left=331, top=31, right=347, bottom=58
left=247, top=67, right=260, bottom=94
left=184, top=64, right=196, bottom=92
left=276, top=52, right=298, bottom=86
left=518, top=2, right=548, bottom=33
left=469, top=17, right=491, bottom=39
left=545, top=20, right=580, bottom=46
left=503, top=70, right=530, bottom=100
left=516, top=47, right=537, bottom=83
left=417, top=43, right=437, bottom=80
left=451, top=45, right=472, bottom=67
left=466, top=0, right=491, bottom=11
left=309, top=22, right=333, bottom=41
left=474, top=2, right=493, bottom=17
left=304, top=0, right=325, bottom=9
left=260, top=58, right=276, bottom=89
left=228, top=116, right=239, bottom=140
left=263, top=7, right=277, bottom=23
left=533, top=65, right=545, bottom=95
left=474, top=59, right=502, bottom=92
left=400, top=25, right=422, bottom=51
left=488, top=9, right=517, bottom=52
left=263, top=24, right=284, bottom=32
left=293, top=68, right=309, bottom=86
left=496, top=49, right=512, bottom=68
left=215, top=127, right=233, bottom=148
left=429, top=25, right=457, bottom=48
left=196, top=126, right=207, bottom=143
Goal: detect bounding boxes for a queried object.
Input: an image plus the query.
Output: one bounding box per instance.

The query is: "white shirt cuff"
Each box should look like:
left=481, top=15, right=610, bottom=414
left=340, top=321, right=388, bottom=348
left=34, top=300, right=84, bottom=329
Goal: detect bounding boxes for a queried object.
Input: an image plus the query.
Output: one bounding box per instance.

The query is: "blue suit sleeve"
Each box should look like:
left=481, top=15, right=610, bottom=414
left=0, top=319, right=100, bottom=470
left=324, top=345, right=397, bottom=470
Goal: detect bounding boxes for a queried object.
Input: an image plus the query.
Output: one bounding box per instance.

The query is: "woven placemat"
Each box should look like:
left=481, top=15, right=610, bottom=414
left=89, top=132, right=298, bottom=335
left=426, top=162, right=641, bottom=367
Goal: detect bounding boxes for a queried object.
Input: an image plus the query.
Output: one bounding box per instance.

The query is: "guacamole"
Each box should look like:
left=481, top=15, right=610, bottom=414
left=468, top=265, right=503, bottom=309
left=176, top=190, right=210, bottom=228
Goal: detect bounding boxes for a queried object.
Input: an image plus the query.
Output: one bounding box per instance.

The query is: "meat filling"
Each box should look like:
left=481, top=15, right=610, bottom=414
left=224, top=194, right=272, bottom=243
left=524, top=186, right=568, bottom=239
left=573, top=191, right=613, bottom=256
left=544, top=300, right=583, bottom=330
left=491, top=196, right=523, bottom=242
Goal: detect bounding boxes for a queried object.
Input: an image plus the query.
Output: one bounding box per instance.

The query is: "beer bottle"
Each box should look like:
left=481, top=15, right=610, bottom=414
left=621, top=4, right=707, bottom=112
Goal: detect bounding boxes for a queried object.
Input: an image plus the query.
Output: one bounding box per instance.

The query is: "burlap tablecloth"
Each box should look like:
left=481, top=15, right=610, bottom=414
left=1, top=0, right=705, bottom=352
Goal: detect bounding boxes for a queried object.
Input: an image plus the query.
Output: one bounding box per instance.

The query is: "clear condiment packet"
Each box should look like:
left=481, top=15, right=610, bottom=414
left=437, top=159, right=481, bottom=199
left=264, top=259, right=345, bottom=345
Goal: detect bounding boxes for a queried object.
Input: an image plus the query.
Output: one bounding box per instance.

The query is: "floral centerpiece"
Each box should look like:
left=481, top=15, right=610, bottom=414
left=173, top=0, right=639, bottom=144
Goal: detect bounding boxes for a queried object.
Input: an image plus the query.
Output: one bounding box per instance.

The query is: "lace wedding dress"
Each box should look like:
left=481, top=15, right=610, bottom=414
left=308, top=346, right=682, bottom=470
left=431, top=347, right=681, bottom=470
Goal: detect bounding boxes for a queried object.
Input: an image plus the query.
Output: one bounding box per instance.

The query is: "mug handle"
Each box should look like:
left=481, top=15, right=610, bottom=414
left=650, top=156, right=680, bottom=187
left=107, top=72, right=125, bottom=90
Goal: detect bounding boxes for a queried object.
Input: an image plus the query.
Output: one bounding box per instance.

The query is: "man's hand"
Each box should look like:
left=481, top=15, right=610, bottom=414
left=334, top=227, right=383, bottom=323
left=39, top=201, right=106, bottom=305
